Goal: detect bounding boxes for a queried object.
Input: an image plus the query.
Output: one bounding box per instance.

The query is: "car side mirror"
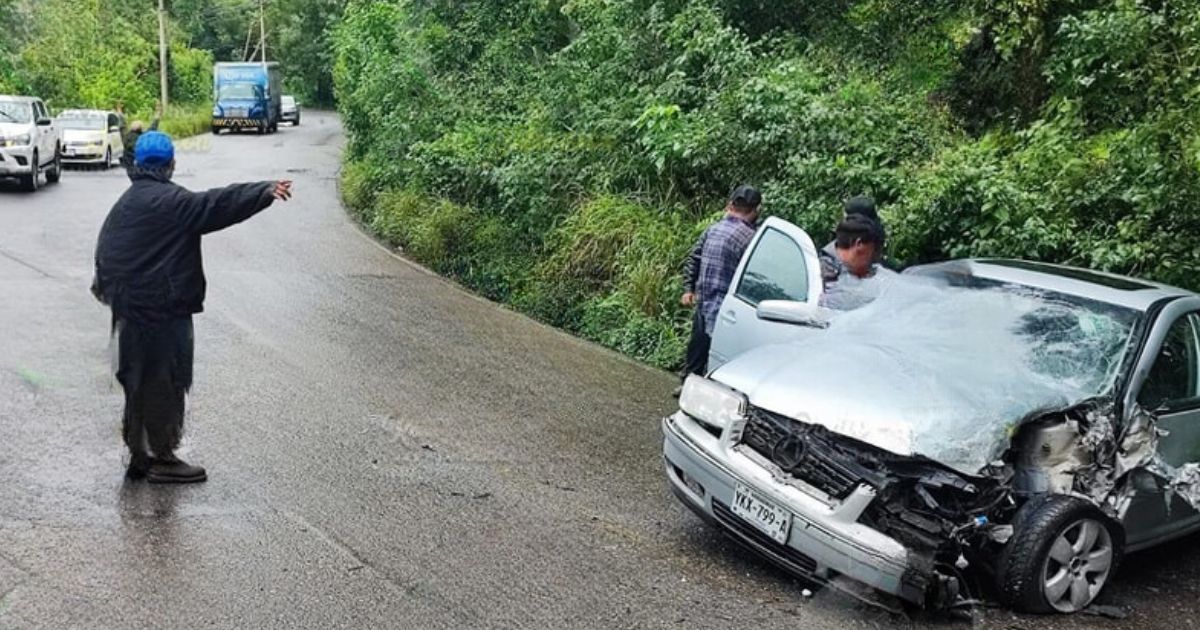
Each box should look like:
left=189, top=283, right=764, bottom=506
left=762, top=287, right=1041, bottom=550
left=755, top=300, right=829, bottom=328
left=36, top=117, right=52, bottom=126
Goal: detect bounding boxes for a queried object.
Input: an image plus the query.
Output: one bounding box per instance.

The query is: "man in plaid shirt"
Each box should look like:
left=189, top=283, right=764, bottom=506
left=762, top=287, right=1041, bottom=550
left=677, top=185, right=762, bottom=392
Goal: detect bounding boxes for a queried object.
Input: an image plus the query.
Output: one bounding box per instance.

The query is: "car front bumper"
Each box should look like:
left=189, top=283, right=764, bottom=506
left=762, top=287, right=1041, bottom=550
left=662, top=410, right=929, bottom=606
left=0, top=145, right=35, bottom=176
left=281, top=111, right=299, bottom=121
left=212, top=118, right=267, bottom=128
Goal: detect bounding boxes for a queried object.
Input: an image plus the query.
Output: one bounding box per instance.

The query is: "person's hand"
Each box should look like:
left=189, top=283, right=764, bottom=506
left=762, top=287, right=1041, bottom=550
left=681, top=292, right=696, bottom=307
left=272, top=180, right=293, bottom=201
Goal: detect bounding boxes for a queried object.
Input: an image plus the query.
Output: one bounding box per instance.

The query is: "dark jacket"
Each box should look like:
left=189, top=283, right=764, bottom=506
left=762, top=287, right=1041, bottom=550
left=120, top=117, right=159, bottom=172
left=93, top=171, right=276, bottom=323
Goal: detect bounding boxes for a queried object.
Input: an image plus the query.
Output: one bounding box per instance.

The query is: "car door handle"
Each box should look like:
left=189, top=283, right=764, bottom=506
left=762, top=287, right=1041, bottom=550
left=721, top=310, right=737, bottom=324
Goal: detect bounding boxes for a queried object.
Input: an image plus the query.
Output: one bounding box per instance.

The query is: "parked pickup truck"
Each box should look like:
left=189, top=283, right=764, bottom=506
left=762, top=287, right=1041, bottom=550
left=0, top=95, right=62, bottom=191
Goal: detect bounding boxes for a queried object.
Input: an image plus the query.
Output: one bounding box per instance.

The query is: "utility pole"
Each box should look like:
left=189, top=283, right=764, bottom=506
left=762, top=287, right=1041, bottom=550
left=259, top=0, right=268, bottom=66
left=242, top=18, right=255, bottom=61
left=158, top=0, right=169, bottom=107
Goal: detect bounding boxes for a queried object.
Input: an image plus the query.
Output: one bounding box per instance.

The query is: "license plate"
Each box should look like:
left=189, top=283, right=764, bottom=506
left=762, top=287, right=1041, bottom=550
left=731, top=484, right=791, bottom=543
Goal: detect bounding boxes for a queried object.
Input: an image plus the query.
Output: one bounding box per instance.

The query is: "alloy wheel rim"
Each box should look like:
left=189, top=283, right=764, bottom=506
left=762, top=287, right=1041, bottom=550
left=1041, top=518, right=1114, bottom=612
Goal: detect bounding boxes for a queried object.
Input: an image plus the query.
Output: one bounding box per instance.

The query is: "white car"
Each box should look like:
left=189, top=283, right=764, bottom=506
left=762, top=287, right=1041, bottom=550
left=58, top=109, right=124, bottom=169
left=280, top=95, right=300, bottom=126
left=664, top=216, right=1200, bottom=614
left=0, top=95, right=63, bottom=191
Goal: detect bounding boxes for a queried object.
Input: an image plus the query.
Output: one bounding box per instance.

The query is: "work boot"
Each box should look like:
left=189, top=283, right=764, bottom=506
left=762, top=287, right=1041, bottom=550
left=126, top=452, right=152, bottom=480
left=146, top=455, right=207, bottom=484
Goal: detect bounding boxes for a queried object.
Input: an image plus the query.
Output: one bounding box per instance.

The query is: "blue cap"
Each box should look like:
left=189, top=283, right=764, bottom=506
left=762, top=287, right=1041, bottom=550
left=134, top=131, right=174, bottom=167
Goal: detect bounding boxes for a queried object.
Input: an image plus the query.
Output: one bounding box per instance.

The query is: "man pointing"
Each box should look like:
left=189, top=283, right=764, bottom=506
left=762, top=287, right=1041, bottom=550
left=92, top=131, right=293, bottom=483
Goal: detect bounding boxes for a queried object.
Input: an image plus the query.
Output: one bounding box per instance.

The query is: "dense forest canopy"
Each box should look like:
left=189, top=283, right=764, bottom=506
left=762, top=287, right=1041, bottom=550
left=334, top=0, right=1200, bottom=368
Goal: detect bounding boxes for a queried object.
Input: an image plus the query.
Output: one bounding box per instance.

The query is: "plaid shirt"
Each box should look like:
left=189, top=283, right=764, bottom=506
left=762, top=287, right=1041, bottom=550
left=684, top=215, right=758, bottom=335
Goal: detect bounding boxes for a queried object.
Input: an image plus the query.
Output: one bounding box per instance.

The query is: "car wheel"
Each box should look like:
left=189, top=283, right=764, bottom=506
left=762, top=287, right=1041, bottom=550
left=45, top=148, right=61, bottom=184
left=104, top=147, right=112, bottom=170
left=294, top=116, right=300, bottom=126
left=21, top=152, right=40, bottom=192
left=997, top=495, right=1123, bottom=613
left=211, top=126, right=220, bottom=135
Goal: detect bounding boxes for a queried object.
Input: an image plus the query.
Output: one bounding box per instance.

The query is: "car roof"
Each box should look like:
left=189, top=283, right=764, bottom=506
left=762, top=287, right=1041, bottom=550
left=0, top=95, right=38, bottom=103
left=907, top=258, right=1194, bottom=311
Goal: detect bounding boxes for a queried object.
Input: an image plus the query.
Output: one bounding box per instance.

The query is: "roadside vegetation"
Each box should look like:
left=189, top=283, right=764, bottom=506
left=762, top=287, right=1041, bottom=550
left=333, top=0, right=1200, bottom=369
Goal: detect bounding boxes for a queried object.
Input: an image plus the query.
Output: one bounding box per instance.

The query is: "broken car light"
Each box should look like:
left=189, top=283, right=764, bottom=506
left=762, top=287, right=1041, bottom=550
left=679, top=375, right=747, bottom=431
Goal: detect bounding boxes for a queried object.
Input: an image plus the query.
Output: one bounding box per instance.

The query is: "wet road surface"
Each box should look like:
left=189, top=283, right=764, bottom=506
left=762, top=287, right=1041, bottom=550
left=0, top=112, right=1196, bottom=629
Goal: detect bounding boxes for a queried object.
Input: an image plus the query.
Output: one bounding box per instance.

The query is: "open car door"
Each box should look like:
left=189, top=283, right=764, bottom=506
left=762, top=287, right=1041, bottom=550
left=708, top=216, right=825, bottom=371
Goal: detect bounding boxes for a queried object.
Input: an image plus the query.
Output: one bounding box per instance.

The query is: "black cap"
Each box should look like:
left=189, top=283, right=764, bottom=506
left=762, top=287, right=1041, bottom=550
left=844, top=195, right=879, bottom=222
left=729, top=185, right=762, bottom=209
left=834, top=214, right=884, bottom=249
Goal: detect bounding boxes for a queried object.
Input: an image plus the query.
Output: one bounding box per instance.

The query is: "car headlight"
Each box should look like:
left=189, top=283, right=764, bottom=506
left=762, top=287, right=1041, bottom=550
left=9, top=133, right=31, bottom=146
left=213, top=106, right=221, bottom=116
left=679, top=375, right=746, bottom=429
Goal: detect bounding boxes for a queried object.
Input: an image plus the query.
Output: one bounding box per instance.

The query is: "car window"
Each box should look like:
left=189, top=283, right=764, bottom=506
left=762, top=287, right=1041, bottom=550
left=735, top=227, right=810, bottom=306
left=1138, top=314, right=1200, bottom=410
left=0, top=102, right=31, bottom=123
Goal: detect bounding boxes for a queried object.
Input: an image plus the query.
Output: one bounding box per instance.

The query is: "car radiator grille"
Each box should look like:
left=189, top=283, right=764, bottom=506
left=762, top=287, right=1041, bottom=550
left=740, top=407, right=870, bottom=500
left=712, top=498, right=817, bottom=574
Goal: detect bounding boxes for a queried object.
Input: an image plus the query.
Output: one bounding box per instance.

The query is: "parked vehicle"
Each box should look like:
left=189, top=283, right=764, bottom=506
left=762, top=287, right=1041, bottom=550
left=280, top=95, right=300, bottom=126
left=663, top=216, right=1200, bottom=614
left=58, top=109, right=123, bottom=169
left=0, top=95, right=62, bottom=191
left=211, top=62, right=282, bottom=135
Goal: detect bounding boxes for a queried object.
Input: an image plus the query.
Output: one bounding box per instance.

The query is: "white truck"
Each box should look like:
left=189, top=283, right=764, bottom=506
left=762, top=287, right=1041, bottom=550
left=0, top=95, right=63, bottom=191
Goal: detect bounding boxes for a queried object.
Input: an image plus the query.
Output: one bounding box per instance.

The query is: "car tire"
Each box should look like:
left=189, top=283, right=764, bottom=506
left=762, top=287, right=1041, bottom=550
left=294, top=116, right=300, bottom=126
left=21, top=152, right=40, bottom=192
left=45, top=148, right=61, bottom=184
left=211, top=126, right=220, bottom=135
left=997, top=495, right=1123, bottom=614
left=103, top=147, right=112, bottom=170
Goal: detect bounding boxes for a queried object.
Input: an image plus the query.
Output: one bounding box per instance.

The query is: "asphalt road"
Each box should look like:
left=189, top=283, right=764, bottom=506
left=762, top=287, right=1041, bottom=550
left=0, top=112, right=1196, bottom=629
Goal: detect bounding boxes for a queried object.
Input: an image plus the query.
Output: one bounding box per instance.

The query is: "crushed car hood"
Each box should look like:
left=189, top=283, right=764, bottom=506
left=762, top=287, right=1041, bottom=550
left=710, top=276, right=1135, bottom=475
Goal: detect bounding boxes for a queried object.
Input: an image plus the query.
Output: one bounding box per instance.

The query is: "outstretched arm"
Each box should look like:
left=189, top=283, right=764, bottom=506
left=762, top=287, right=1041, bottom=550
left=181, top=180, right=293, bottom=234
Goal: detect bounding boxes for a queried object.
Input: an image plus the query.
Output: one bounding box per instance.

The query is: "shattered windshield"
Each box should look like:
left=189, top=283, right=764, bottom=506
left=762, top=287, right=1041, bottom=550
left=757, top=270, right=1141, bottom=473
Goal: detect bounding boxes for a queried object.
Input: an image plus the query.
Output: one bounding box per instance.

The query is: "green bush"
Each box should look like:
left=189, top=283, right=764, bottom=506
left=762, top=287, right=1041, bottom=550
left=335, top=0, right=1200, bottom=370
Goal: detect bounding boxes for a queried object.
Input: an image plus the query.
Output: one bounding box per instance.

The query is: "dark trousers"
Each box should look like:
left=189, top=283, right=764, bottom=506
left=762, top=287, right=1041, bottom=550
left=115, top=316, right=194, bottom=459
left=681, top=309, right=711, bottom=380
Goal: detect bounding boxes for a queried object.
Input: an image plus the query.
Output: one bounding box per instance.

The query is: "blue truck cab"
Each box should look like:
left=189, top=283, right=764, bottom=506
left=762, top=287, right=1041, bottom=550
left=211, top=62, right=282, bottom=134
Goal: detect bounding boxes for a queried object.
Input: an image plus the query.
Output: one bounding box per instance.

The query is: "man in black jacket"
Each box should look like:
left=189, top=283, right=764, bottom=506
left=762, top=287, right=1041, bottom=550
left=92, top=131, right=293, bottom=483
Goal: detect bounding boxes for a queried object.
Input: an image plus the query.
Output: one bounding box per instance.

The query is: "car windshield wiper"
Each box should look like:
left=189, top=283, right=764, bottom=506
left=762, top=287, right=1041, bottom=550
left=0, top=110, right=17, bottom=123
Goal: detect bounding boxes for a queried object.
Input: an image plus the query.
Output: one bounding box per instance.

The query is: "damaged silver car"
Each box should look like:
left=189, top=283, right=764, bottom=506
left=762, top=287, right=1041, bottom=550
left=662, top=217, right=1200, bottom=613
